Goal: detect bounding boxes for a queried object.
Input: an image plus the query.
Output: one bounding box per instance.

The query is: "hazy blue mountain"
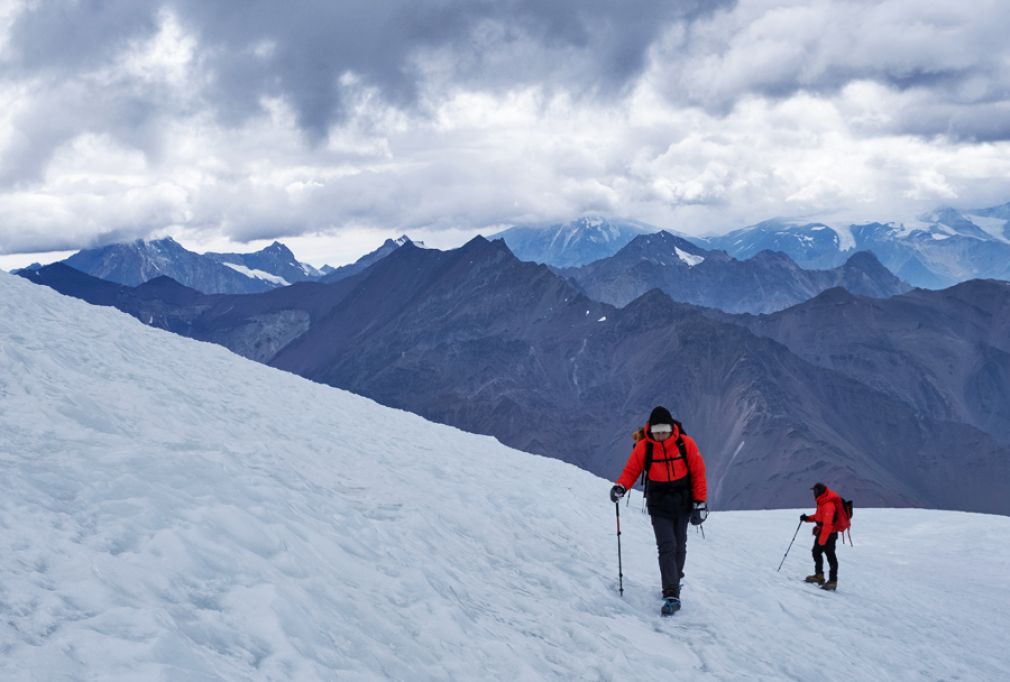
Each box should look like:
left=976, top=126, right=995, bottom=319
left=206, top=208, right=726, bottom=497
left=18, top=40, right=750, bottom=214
left=60, top=237, right=329, bottom=294
left=697, top=219, right=848, bottom=270
left=698, top=202, right=1010, bottom=289
left=62, top=237, right=277, bottom=294
left=492, top=216, right=662, bottom=267
left=966, top=201, right=1010, bottom=241
left=848, top=219, right=1010, bottom=289
left=9, top=262, right=43, bottom=275
left=321, top=235, right=418, bottom=283
left=21, top=243, right=1010, bottom=513
left=206, top=241, right=324, bottom=285
left=559, top=231, right=909, bottom=313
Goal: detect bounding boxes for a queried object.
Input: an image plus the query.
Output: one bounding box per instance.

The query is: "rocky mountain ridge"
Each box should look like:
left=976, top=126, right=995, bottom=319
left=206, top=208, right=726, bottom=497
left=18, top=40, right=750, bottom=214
left=699, top=202, right=1010, bottom=289
left=19, top=239, right=1010, bottom=513
left=558, top=231, right=910, bottom=314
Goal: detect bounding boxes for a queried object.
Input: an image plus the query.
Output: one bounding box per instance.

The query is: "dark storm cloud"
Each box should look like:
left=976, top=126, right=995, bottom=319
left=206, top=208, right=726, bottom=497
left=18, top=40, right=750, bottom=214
left=6, top=0, right=731, bottom=138
left=3, top=0, right=1010, bottom=260
left=650, top=0, right=1010, bottom=142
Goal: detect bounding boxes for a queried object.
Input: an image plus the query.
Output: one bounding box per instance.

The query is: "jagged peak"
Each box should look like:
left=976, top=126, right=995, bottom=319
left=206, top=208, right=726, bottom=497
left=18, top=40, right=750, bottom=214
left=20, top=262, right=116, bottom=286
left=842, top=250, right=886, bottom=270
left=622, top=287, right=677, bottom=312
left=747, top=249, right=796, bottom=265
left=458, top=235, right=512, bottom=255
left=11, top=262, right=42, bottom=274
left=376, top=235, right=424, bottom=251
left=146, top=236, right=180, bottom=247
left=809, top=286, right=858, bottom=304
left=624, top=230, right=703, bottom=253
left=136, top=275, right=192, bottom=290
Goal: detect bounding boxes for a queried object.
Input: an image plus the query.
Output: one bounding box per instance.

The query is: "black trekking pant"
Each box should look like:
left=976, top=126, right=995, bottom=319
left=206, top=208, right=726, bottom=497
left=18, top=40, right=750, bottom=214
left=650, top=512, right=690, bottom=598
left=812, top=532, right=838, bottom=581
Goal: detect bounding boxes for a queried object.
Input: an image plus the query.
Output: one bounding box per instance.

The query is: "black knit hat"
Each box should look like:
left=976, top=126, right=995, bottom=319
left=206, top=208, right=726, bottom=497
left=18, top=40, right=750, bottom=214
left=811, top=482, right=827, bottom=497
left=648, top=406, right=674, bottom=426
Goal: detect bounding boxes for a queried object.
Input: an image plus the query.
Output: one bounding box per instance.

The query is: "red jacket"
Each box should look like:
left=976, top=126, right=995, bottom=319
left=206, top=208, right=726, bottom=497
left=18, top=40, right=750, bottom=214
left=615, top=423, right=707, bottom=503
left=804, top=487, right=844, bottom=545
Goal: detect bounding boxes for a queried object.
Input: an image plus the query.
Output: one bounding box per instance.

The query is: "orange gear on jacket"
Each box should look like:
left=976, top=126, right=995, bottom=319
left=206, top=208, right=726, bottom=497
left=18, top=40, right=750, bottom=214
left=804, top=486, right=846, bottom=545
left=615, top=422, right=707, bottom=503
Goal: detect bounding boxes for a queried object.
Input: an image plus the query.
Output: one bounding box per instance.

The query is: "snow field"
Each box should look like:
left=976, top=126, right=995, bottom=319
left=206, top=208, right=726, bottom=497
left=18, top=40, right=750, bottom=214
left=2, top=271, right=1009, bottom=681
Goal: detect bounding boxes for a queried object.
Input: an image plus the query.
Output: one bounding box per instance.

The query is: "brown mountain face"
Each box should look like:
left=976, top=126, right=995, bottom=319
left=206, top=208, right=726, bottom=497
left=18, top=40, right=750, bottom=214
left=270, top=239, right=1010, bottom=513
left=725, top=281, right=1010, bottom=445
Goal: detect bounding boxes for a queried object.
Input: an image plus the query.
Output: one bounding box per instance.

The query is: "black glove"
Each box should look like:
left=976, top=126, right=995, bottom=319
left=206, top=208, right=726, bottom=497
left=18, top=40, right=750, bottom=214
left=800, top=514, right=809, bottom=522
left=610, top=484, right=626, bottom=503
left=690, top=501, right=708, bottom=526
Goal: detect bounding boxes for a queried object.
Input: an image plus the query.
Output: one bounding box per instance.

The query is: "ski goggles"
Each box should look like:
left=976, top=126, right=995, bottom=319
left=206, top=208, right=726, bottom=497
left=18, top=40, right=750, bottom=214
left=650, top=424, right=674, bottom=437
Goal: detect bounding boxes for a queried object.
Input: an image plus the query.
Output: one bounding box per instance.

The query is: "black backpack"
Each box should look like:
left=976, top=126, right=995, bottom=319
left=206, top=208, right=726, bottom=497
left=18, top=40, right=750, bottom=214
left=842, top=498, right=854, bottom=521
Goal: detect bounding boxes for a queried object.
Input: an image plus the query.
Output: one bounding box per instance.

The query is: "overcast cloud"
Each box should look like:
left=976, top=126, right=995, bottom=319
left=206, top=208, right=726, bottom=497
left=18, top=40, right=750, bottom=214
left=2, top=0, right=1010, bottom=259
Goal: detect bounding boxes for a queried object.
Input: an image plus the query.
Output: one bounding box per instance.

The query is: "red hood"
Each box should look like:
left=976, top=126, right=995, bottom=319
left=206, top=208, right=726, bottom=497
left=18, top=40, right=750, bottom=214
left=815, top=488, right=839, bottom=505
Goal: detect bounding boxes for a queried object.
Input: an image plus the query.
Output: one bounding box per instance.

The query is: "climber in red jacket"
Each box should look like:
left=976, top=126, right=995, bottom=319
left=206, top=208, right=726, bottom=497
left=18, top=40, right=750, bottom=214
left=610, top=406, right=708, bottom=615
left=801, top=482, right=843, bottom=591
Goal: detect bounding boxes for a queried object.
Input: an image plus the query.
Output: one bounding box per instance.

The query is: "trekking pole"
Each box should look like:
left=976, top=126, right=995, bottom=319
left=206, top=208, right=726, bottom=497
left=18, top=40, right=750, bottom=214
left=615, top=502, right=624, bottom=596
left=776, top=520, right=804, bottom=572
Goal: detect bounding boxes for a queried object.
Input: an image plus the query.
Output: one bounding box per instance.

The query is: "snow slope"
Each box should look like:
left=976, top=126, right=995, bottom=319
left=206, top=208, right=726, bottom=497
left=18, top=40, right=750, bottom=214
left=1, top=271, right=1009, bottom=681
left=222, top=261, right=292, bottom=286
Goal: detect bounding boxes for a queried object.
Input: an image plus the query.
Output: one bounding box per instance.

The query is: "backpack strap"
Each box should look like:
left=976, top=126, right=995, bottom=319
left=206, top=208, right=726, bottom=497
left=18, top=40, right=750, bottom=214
left=672, top=419, right=691, bottom=478
left=640, top=441, right=654, bottom=494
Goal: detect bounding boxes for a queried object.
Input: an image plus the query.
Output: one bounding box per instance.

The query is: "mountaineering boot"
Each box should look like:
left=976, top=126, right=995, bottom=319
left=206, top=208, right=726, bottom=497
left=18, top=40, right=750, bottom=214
left=804, top=573, right=825, bottom=585
left=661, top=597, right=682, bottom=616
left=821, top=580, right=837, bottom=591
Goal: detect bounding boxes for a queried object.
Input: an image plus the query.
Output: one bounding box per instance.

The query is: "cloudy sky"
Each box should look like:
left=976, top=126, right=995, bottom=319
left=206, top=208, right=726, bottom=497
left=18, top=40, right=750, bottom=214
left=2, top=0, right=1010, bottom=268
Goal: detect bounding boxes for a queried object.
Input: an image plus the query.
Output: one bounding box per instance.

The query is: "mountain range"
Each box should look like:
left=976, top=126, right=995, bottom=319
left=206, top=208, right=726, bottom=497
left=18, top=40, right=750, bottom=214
left=56, top=237, right=329, bottom=295
left=557, top=231, right=910, bottom=314
left=492, top=216, right=660, bottom=268
left=699, top=203, right=1010, bottom=289
left=19, top=238, right=1010, bottom=514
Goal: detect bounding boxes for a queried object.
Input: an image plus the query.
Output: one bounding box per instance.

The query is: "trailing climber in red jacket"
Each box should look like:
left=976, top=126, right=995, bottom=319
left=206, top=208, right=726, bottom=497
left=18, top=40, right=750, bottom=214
left=801, top=482, right=843, bottom=591
left=610, top=406, right=708, bottom=616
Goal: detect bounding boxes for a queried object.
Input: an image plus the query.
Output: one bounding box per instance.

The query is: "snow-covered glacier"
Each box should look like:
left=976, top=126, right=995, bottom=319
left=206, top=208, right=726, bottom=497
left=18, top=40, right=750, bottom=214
left=1, top=271, right=1008, bottom=681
